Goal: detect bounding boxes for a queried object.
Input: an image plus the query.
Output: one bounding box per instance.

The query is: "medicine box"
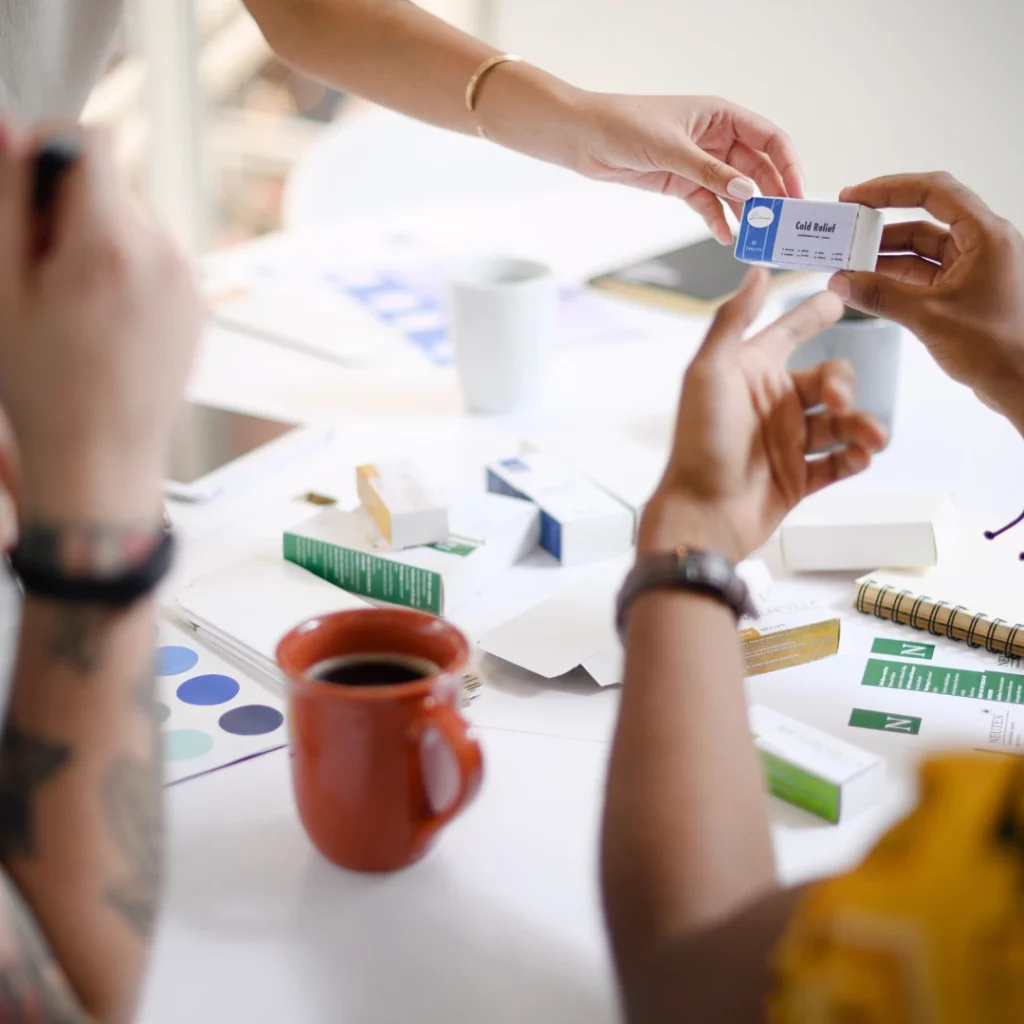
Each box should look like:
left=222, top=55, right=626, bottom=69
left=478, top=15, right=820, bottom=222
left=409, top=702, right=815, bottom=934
left=283, top=492, right=539, bottom=615
left=734, top=197, right=884, bottom=273
left=356, top=460, right=449, bottom=550
left=486, top=454, right=634, bottom=566
left=780, top=491, right=954, bottom=573
left=750, top=704, right=886, bottom=823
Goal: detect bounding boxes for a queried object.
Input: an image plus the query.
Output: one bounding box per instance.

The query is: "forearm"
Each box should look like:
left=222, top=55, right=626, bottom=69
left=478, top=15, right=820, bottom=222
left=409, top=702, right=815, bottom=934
left=0, top=593, right=161, bottom=1022
left=601, top=589, right=776, bottom=985
left=245, top=0, right=583, bottom=164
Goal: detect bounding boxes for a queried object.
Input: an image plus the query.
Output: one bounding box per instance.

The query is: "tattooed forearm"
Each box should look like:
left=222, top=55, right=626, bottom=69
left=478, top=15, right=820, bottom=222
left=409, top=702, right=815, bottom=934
left=0, top=874, right=86, bottom=1024
left=102, top=665, right=163, bottom=938
left=46, top=607, right=108, bottom=676
left=0, top=728, right=70, bottom=860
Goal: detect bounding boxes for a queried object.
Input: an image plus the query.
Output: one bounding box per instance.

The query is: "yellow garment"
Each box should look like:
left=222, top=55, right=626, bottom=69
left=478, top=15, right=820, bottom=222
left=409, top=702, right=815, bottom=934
left=770, top=753, right=1024, bottom=1024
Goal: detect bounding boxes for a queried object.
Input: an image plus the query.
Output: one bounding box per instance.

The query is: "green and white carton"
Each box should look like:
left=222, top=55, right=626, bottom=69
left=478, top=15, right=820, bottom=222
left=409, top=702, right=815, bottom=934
left=750, top=705, right=887, bottom=824
left=283, top=492, right=540, bottom=615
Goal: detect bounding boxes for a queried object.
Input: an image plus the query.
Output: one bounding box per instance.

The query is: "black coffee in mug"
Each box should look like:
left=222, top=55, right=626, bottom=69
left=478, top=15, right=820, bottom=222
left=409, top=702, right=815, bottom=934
left=308, top=653, right=439, bottom=688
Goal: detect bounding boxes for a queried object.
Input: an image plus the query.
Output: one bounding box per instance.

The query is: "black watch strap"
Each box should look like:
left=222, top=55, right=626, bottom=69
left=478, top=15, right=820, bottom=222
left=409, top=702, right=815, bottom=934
left=616, top=548, right=756, bottom=642
left=9, top=529, right=175, bottom=607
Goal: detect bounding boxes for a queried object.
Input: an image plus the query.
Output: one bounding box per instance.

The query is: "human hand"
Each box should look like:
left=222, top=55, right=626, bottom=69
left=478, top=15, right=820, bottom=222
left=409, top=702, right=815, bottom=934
left=0, top=124, right=200, bottom=524
left=639, top=271, right=888, bottom=561
left=828, top=173, right=1024, bottom=433
left=570, top=93, right=804, bottom=245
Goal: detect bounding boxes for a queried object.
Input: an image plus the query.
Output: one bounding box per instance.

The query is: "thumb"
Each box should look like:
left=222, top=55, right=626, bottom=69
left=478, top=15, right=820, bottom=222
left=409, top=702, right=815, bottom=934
left=697, top=268, right=769, bottom=355
left=828, top=271, right=923, bottom=321
left=666, top=139, right=756, bottom=202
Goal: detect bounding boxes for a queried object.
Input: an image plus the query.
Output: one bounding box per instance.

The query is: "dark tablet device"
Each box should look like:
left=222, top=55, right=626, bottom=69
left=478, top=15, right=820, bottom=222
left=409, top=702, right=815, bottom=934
left=590, top=236, right=801, bottom=315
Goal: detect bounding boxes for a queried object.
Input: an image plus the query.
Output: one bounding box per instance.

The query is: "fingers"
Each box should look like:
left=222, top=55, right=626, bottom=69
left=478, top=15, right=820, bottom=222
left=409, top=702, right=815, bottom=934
left=838, top=172, right=994, bottom=231
left=792, top=359, right=855, bottom=412
left=0, top=119, right=30, bottom=302
left=725, top=140, right=787, bottom=199
left=805, top=408, right=888, bottom=455
left=805, top=443, right=873, bottom=494
left=881, top=219, right=956, bottom=263
left=728, top=105, right=804, bottom=198
left=682, top=186, right=734, bottom=245
left=670, top=138, right=756, bottom=204
left=697, top=268, right=770, bottom=354
left=749, top=290, right=844, bottom=363
left=873, top=255, right=941, bottom=287
left=827, top=270, right=925, bottom=320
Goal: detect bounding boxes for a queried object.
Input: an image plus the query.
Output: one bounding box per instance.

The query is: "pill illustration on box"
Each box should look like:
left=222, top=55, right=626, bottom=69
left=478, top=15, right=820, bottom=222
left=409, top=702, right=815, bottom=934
left=734, top=197, right=884, bottom=274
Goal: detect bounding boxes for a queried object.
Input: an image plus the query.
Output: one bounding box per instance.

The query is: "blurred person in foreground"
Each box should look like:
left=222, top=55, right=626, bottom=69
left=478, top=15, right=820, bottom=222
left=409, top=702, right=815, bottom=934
left=0, top=123, right=199, bottom=1021
left=603, top=172, right=1024, bottom=1022
left=2, top=0, right=802, bottom=246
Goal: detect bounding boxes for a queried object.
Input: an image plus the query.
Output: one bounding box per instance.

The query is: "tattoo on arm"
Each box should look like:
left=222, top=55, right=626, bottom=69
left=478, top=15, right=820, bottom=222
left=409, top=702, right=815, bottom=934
left=0, top=873, right=86, bottom=1024
left=46, top=607, right=108, bottom=676
left=102, top=666, right=163, bottom=938
left=0, top=728, right=70, bottom=860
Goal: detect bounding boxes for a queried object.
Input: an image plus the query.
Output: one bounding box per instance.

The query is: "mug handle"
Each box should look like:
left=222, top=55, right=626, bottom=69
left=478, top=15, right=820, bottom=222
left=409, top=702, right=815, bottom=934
left=412, top=700, right=483, bottom=846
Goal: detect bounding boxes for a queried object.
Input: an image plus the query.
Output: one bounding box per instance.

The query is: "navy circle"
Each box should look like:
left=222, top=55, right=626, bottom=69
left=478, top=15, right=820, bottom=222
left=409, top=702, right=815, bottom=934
left=218, top=704, right=284, bottom=736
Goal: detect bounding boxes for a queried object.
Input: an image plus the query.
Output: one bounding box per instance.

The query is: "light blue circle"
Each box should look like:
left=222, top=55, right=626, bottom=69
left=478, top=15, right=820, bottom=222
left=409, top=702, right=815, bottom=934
left=163, top=729, right=214, bottom=762
left=157, top=645, right=200, bottom=676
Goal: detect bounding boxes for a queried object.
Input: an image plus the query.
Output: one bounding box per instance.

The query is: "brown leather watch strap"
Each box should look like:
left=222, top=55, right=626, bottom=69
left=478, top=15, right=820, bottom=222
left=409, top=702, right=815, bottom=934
left=615, top=548, right=756, bottom=642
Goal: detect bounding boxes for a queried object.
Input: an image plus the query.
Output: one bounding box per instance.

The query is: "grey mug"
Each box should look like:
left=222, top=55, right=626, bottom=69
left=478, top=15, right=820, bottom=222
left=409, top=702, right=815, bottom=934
left=785, top=300, right=902, bottom=445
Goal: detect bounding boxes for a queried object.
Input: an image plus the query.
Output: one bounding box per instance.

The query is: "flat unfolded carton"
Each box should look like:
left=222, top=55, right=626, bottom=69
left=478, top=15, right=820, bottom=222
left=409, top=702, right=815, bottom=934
left=486, top=454, right=634, bottom=566
left=780, top=491, right=954, bottom=573
left=283, top=492, right=539, bottom=615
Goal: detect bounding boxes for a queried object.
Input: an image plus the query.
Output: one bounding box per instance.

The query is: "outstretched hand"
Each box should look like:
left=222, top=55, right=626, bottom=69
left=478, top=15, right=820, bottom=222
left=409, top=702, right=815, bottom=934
left=640, top=271, right=888, bottom=561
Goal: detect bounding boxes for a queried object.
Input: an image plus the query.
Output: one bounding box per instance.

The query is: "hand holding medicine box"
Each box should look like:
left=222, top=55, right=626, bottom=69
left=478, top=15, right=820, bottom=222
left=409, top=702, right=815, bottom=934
left=735, top=197, right=884, bottom=273
left=356, top=460, right=449, bottom=550
left=486, top=454, right=634, bottom=566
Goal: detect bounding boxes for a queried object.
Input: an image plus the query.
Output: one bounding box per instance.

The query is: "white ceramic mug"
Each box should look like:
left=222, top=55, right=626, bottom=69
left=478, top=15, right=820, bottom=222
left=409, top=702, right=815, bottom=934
left=785, top=299, right=902, bottom=445
left=448, top=257, right=557, bottom=415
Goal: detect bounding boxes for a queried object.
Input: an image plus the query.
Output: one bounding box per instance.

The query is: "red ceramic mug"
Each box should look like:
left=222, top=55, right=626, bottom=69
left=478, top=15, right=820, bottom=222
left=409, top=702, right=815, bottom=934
left=277, top=608, right=483, bottom=872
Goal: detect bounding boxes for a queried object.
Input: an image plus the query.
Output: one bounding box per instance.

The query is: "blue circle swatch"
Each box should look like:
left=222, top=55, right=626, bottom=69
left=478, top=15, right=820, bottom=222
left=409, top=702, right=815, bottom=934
left=163, top=729, right=214, bottom=762
left=154, top=702, right=171, bottom=726
left=218, top=705, right=284, bottom=737
left=176, top=674, right=240, bottom=706
left=157, top=645, right=200, bottom=676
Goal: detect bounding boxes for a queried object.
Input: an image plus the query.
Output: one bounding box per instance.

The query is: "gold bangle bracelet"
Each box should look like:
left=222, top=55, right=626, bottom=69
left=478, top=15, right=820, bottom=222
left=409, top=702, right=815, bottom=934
left=465, top=53, right=523, bottom=139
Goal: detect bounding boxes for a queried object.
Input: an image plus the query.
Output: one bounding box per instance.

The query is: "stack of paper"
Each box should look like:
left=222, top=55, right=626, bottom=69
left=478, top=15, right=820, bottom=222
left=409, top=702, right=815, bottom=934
left=176, top=556, right=483, bottom=702
left=176, top=557, right=370, bottom=692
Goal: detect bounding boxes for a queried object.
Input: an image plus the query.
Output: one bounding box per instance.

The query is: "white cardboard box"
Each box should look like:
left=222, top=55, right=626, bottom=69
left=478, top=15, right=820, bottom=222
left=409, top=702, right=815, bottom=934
left=734, top=197, right=884, bottom=273
left=356, top=459, right=449, bottom=550
left=751, top=704, right=887, bottom=823
left=486, top=454, right=634, bottom=566
left=780, top=491, right=955, bottom=573
left=284, top=492, right=539, bottom=615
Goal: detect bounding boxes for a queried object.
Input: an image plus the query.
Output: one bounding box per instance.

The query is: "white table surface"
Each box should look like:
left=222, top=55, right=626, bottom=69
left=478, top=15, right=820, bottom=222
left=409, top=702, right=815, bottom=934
left=137, top=175, right=1024, bottom=1024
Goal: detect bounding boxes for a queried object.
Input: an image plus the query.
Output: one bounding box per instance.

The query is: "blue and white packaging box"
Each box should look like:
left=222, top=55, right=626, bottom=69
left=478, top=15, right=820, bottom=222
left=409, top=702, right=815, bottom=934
left=734, top=197, right=884, bottom=273
left=486, top=454, right=634, bottom=566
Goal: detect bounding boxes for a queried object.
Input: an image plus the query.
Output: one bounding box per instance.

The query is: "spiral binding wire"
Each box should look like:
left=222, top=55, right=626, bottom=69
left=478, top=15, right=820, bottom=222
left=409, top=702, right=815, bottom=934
left=855, top=580, right=1024, bottom=657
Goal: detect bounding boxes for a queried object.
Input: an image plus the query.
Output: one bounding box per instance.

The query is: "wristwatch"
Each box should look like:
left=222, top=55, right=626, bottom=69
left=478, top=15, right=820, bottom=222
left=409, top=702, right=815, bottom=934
left=615, top=547, right=757, bottom=642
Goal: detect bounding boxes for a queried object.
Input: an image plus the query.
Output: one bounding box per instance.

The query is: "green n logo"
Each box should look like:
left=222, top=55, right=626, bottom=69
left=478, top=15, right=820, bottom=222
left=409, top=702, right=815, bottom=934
left=849, top=708, right=922, bottom=735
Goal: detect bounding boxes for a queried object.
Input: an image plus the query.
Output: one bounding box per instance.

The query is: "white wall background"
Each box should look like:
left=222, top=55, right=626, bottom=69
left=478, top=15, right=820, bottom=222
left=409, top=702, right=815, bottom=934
left=494, top=0, right=1024, bottom=227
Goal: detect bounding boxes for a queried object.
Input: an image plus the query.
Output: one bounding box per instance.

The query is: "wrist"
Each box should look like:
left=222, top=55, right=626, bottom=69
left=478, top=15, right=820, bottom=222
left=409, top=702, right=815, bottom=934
left=638, top=494, right=745, bottom=563
left=473, top=59, right=586, bottom=167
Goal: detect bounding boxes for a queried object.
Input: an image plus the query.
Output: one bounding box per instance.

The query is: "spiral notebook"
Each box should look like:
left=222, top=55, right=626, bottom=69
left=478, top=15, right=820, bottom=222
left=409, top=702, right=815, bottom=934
left=855, top=542, right=1024, bottom=657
